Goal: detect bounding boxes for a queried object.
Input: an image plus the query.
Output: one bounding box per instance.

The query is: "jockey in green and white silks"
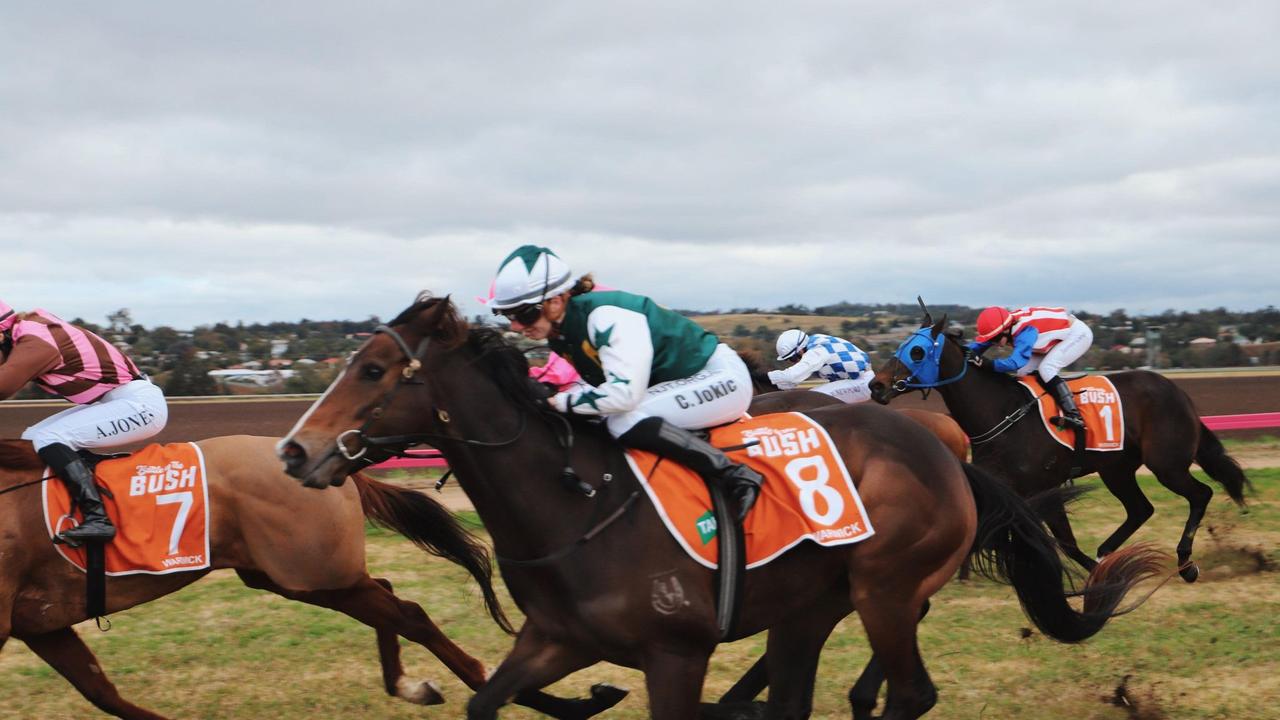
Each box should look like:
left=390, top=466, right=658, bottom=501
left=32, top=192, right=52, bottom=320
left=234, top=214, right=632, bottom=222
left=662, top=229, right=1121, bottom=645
left=490, top=245, right=764, bottom=520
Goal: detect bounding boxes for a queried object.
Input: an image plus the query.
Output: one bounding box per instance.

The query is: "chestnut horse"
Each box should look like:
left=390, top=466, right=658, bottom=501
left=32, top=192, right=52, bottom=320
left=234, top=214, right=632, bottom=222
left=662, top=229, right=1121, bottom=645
left=0, top=435, right=622, bottom=720
left=278, top=297, right=1163, bottom=720
left=738, top=350, right=968, bottom=462
left=870, top=312, right=1250, bottom=582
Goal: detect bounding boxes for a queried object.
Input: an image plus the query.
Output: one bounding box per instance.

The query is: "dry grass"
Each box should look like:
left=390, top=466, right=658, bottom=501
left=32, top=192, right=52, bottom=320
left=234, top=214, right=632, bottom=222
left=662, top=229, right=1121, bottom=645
left=1, top=470, right=1276, bottom=719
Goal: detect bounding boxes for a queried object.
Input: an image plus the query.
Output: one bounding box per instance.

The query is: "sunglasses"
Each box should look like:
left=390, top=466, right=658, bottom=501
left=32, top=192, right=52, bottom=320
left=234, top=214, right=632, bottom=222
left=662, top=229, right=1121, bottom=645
left=493, top=303, right=543, bottom=326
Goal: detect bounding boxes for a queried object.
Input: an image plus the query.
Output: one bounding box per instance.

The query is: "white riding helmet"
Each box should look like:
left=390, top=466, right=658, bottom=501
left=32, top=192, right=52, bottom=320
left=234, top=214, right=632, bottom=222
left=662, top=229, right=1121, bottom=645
left=776, top=328, right=809, bottom=361
left=490, top=246, right=576, bottom=310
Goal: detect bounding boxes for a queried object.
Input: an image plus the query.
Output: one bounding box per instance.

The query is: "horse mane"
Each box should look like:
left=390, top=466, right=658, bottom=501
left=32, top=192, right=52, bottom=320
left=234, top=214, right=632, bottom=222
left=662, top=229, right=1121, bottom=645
left=737, top=349, right=775, bottom=393
left=392, top=295, right=545, bottom=414
left=465, top=326, right=547, bottom=415
left=0, top=440, right=41, bottom=471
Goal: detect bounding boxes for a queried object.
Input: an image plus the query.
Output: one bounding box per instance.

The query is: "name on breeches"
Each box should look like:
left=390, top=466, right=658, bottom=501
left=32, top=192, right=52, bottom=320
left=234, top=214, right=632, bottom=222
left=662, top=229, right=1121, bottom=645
left=743, top=427, right=822, bottom=458
left=129, top=462, right=199, bottom=496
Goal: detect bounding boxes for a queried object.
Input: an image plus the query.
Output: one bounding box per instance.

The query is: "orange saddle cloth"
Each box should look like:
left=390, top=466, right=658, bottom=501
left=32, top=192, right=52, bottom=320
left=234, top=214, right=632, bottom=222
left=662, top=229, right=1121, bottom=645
left=1017, top=375, right=1126, bottom=452
left=625, top=412, right=874, bottom=569
left=43, top=442, right=211, bottom=575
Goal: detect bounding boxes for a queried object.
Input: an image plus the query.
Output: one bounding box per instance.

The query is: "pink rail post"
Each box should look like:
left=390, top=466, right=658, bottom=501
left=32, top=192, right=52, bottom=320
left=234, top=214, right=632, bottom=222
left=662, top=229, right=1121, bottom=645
left=371, top=412, right=1280, bottom=471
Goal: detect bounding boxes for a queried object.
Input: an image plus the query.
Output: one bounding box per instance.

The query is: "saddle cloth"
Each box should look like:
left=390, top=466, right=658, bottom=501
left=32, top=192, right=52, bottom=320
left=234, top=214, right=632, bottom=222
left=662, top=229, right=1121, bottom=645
left=43, top=442, right=211, bottom=575
left=625, top=412, right=874, bottom=569
left=1017, top=375, right=1125, bottom=452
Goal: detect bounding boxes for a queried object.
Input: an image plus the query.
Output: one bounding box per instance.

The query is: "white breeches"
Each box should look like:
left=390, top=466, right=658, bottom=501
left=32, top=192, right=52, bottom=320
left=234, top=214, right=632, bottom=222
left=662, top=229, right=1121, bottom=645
left=1018, top=322, right=1094, bottom=382
left=605, top=344, right=753, bottom=438
left=21, top=379, right=169, bottom=451
left=811, top=375, right=874, bottom=404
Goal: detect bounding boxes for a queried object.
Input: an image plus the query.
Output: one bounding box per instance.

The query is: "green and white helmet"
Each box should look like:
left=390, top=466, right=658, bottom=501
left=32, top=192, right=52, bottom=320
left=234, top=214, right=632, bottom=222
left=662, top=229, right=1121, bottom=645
left=490, top=246, right=576, bottom=310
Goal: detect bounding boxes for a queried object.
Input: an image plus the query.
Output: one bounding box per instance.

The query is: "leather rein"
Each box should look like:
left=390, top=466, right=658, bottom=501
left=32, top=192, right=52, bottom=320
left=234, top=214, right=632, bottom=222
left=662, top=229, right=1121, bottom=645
left=883, top=333, right=1040, bottom=446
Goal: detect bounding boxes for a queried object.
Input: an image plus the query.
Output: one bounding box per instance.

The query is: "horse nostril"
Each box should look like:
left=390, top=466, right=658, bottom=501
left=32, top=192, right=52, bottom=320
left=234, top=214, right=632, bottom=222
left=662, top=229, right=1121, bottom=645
left=279, top=440, right=307, bottom=471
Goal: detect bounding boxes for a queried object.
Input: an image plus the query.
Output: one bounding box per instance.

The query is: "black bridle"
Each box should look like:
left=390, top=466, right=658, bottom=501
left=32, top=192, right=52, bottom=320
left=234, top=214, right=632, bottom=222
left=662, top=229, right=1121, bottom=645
left=324, top=324, right=528, bottom=469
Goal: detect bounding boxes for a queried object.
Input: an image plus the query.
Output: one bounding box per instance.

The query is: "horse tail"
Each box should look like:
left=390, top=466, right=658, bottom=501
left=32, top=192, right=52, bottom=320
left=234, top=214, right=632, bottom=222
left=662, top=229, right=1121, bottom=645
left=963, top=463, right=1166, bottom=643
left=1195, top=423, right=1251, bottom=507
left=350, top=472, right=514, bottom=634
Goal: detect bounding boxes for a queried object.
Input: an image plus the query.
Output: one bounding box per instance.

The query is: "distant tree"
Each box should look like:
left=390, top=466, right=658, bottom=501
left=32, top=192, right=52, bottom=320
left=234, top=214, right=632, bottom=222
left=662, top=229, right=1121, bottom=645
left=284, top=365, right=332, bottom=393
left=732, top=324, right=751, bottom=337
left=106, top=308, right=133, bottom=335
left=165, top=351, right=219, bottom=396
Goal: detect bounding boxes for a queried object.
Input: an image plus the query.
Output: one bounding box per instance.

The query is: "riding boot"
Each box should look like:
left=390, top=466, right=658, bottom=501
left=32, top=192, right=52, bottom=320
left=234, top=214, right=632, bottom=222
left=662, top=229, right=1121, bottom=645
left=619, top=417, right=765, bottom=521
left=1045, top=376, right=1085, bottom=430
left=39, top=443, right=117, bottom=544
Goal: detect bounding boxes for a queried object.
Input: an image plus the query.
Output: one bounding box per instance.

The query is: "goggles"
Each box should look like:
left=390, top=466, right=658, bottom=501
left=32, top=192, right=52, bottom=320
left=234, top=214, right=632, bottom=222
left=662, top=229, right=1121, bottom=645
left=493, top=303, right=543, bottom=326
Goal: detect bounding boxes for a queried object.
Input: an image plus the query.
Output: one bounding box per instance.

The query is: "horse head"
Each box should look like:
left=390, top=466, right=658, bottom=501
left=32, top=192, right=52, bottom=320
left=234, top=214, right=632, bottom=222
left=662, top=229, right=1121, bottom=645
left=278, top=295, right=474, bottom=488
left=869, top=313, right=951, bottom=403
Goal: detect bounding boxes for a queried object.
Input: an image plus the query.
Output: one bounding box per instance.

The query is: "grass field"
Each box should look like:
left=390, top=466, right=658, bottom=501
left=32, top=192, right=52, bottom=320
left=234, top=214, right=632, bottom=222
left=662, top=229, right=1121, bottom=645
left=2, top=468, right=1277, bottom=719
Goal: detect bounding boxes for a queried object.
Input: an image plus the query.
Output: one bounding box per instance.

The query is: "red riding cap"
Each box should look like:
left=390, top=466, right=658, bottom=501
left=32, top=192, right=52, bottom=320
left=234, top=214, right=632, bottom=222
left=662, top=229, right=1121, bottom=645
left=975, top=306, right=1013, bottom=343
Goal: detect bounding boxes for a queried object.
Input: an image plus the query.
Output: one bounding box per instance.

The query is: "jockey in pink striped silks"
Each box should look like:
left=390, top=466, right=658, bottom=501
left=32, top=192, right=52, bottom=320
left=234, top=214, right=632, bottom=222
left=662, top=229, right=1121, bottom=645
left=0, top=300, right=169, bottom=544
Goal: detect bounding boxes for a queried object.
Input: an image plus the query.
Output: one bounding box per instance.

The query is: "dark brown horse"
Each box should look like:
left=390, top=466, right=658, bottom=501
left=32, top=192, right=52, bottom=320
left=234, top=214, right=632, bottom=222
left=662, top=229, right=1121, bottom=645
left=870, top=312, right=1250, bottom=582
left=739, top=351, right=968, bottom=462
left=278, top=297, right=1163, bottom=720
left=0, top=435, right=622, bottom=719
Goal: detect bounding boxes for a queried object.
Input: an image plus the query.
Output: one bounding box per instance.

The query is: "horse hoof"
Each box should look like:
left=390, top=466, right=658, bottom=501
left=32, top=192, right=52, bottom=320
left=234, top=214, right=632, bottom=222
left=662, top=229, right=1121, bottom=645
left=1179, top=563, right=1200, bottom=583
left=396, top=678, right=445, bottom=705
left=589, top=683, right=629, bottom=711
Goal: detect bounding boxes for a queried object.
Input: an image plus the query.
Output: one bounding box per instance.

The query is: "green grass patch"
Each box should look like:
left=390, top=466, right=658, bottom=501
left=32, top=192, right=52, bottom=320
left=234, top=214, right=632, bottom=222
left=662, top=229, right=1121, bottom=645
left=2, top=470, right=1277, bottom=718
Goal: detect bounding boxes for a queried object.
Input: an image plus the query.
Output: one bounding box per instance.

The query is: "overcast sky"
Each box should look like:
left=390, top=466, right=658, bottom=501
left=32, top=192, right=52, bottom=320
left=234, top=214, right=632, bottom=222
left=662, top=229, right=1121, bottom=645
left=2, top=1, right=1277, bottom=329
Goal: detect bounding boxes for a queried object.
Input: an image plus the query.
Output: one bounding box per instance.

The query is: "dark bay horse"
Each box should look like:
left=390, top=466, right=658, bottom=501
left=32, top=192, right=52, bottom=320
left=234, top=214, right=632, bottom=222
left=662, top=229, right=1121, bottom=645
left=278, top=297, right=1163, bottom=720
left=870, top=313, right=1250, bottom=582
left=0, top=435, right=621, bottom=719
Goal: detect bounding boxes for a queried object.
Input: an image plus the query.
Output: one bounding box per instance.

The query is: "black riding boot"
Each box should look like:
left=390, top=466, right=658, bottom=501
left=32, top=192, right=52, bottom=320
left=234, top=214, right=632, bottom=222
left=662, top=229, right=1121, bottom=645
left=619, top=417, right=765, bottom=521
left=1045, top=376, right=1085, bottom=430
left=39, top=443, right=116, bottom=544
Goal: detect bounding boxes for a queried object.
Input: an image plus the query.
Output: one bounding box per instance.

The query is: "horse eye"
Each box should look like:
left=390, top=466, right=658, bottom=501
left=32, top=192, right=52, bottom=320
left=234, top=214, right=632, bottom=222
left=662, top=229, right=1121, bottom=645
left=909, top=346, right=926, bottom=362
left=361, top=364, right=386, bottom=381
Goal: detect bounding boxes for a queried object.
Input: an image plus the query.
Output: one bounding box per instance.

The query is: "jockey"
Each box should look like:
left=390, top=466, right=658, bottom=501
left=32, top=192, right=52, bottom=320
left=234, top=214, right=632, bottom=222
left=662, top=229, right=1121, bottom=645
left=967, top=306, right=1093, bottom=429
left=768, top=329, right=875, bottom=405
left=0, top=300, right=169, bottom=544
left=489, top=245, right=764, bottom=520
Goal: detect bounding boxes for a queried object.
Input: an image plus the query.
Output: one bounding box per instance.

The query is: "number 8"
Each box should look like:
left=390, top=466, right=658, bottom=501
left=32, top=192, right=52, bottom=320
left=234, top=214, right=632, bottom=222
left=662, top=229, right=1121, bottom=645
left=785, top=456, right=844, bottom=526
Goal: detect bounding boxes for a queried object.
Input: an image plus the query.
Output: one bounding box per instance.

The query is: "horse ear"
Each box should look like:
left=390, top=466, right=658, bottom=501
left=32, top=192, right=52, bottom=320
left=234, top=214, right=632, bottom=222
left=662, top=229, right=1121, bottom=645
left=415, top=296, right=466, bottom=345
left=929, top=313, right=948, bottom=338
left=917, top=295, right=934, bottom=328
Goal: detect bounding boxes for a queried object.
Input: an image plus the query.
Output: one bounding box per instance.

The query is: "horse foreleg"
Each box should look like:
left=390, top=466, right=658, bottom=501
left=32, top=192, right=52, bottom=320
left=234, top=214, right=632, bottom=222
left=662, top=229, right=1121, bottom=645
left=22, top=627, right=169, bottom=720
left=1095, top=468, right=1154, bottom=559
left=1041, top=503, right=1099, bottom=573
left=467, top=623, right=597, bottom=720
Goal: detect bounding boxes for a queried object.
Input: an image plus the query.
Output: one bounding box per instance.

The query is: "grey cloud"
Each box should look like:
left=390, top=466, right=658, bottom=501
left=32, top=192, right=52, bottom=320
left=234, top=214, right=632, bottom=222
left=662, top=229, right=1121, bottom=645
left=1, top=1, right=1277, bottom=326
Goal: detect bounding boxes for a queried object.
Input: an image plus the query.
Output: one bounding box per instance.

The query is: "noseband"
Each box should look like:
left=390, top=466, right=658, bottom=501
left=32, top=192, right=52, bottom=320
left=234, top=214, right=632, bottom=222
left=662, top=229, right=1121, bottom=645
left=331, top=324, right=434, bottom=464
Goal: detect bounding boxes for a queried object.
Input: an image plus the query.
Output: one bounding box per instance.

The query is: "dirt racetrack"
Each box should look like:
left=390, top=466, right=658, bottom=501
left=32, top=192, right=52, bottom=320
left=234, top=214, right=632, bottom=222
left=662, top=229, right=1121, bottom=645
left=2, top=372, right=1275, bottom=449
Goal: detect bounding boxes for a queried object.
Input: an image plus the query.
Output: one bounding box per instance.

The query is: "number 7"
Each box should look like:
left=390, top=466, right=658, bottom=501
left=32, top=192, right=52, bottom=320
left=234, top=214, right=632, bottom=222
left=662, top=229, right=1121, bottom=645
left=155, top=491, right=194, bottom=556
